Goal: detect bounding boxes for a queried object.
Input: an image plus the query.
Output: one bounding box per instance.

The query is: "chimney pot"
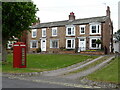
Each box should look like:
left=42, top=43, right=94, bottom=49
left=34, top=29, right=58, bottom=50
left=69, top=12, right=75, bottom=20
left=106, top=6, right=111, bottom=17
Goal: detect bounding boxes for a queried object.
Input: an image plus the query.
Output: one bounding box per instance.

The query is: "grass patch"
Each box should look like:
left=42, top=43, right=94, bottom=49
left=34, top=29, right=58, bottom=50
left=2, top=54, right=97, bottom=73
left=86, top=56, right=120, bottom=84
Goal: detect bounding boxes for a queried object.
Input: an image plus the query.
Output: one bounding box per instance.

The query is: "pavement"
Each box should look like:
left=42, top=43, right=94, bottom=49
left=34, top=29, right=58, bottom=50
left=2, top=55, right=119, bottom=88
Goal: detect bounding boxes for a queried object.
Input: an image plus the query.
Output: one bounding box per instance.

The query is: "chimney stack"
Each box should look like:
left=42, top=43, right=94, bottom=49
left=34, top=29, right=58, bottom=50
left=106, top=6, right=111, bottom=17
left=69, top=12, right=75, bottom=20
left=37, top=17, right=40, bottom=23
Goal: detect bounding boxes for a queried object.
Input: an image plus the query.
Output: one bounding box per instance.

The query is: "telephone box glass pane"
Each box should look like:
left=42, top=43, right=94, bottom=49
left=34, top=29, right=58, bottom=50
left=22, top=48, right=25, bottom=66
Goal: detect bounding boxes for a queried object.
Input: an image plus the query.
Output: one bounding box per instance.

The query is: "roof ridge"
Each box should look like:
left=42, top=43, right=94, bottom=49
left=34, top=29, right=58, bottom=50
left=39, top=16, right=107, bottom=24
left=31, top=16, right=108, bottom=29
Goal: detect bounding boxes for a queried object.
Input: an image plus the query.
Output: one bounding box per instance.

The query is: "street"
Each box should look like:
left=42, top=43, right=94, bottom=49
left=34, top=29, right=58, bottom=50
left=2, top=77, right=74, bottom=88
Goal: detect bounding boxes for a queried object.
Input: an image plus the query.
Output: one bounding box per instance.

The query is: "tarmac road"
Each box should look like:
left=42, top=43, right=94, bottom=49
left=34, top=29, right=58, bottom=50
left=2, top=77, right=73, bottom=88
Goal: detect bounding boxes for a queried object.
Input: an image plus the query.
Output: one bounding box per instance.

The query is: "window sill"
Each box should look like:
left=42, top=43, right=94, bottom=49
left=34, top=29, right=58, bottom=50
left=80, top=33, right=85, bottom=35
left=89, top=47, right=101, bottom=49
left=30, top=47, right=38, bottom=49
left=66, top=48, right=75, bottom=49
left=66, top=35, right=75, bottom=36
left=50, top=47, right=59, bottom=49
left=32, top=37, right=37, bottom=38
left=90, top=33, right=101, bottom=35
left=52, top=35, right=57, bottom=37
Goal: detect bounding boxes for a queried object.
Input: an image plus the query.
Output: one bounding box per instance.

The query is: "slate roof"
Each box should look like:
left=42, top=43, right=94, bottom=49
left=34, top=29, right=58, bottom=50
left=31, top=16, right=108, bottom=29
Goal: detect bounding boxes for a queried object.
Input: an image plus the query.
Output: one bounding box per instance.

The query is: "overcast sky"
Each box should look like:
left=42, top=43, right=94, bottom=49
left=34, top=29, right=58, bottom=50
left=32, top=0, right=119, bottom=32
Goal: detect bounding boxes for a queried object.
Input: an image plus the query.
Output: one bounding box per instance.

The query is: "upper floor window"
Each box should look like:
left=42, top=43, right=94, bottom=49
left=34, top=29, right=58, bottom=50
left=52, top=27, right=57, bottom=36
left=42, top=28, right=46, bottom=37
left=66, top=25, right=75, bottom=36
left=90, top=23, right=101, bottom=34
left=32, top=29, right=37, bottom=38
left=80, top=25, right=86, bottom=34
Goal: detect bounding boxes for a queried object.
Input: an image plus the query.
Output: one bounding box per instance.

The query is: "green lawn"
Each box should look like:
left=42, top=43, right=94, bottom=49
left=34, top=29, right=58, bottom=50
left=86, top=56, right=120, bottom=84
left=2, top=54, right=97, bottom=73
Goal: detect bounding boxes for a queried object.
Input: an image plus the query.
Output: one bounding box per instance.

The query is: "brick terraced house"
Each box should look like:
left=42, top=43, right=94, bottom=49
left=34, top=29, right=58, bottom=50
left=28, top=6, right=113, bottom=54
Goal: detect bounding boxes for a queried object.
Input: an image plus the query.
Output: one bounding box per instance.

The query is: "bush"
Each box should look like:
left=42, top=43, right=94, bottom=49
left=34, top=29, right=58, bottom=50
left=36, top=48, right=41, bottom=53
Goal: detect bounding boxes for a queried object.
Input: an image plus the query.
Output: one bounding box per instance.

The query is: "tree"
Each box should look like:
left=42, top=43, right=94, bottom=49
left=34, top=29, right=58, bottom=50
left=2, top=2, right=38, bottom=62
left=114, top=29, right=120, bottom=41
left=95, top=39, right=102, bottom=48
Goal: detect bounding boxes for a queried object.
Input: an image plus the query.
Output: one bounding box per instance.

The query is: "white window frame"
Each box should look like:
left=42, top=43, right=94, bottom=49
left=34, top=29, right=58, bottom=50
left=90, top=22, right=101, bottom=35
left=32, top=29, right=37, bottom=38
left=66, top=25, right=75, bottom=36
left=42, top=28, right=46, bottom=37
left=30, top=40, right=38, bottom=48
left=52, top=27, right=57, bottom=36
left=79, top=25, right=86, bottom=34
left=66, top=39, right=75, bottom=49
left=89, top=36, right=101, bottom=49
left=50, top=39, right=59, bottom=48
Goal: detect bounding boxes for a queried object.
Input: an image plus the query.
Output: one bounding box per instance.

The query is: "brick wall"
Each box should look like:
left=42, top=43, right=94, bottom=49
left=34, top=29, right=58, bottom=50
left=27, top=20, right=113, bottom=54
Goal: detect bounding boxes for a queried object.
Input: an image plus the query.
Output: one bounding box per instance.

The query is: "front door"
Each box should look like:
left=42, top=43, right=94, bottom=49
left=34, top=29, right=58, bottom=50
left=78, top=38, right=86, bottom=52
left=41, top=39, right=46, bottom=51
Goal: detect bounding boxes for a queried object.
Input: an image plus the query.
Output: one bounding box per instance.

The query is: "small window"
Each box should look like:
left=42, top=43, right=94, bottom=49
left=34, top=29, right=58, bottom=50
left=32, top=29, right=37, bottom=38
left=30, top=41, right=38, bottom=48
left=50, top=40, right=59, bottom=48
left=98, top=25, right=99, bottom=33
left=68, top=28, right=71, bottom=35
left=52, top=27, right=57, bottom=36
left=66, top=39, right=75, bottom=49
left=80, top=25, right=85, bottom=34
left=66, top=26, right=75, bottom=36
left=80, top=39, right=84, bottom=41
left=90, top=23, right=101, bottom=34
left=67, top=40, right=71, bottom=48
left=92, top=26, right=96, bottom=33
left=92, top=39, right=96, bottom=47
left=42, top=28, right=46, bottom=37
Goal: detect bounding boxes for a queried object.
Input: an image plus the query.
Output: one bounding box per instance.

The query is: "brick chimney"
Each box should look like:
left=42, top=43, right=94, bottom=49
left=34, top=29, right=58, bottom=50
left=106, top=6, right=111, bottom=17
left=69, top=12, right=75, bottom=20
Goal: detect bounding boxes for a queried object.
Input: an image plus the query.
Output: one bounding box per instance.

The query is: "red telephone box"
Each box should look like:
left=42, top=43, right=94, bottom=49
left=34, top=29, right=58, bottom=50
left=13, top=42, right=26, bottom=68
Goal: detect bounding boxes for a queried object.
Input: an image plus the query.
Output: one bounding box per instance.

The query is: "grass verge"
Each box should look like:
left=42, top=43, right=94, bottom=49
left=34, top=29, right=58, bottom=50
left=86, top=56, right=120, bottom=84
left=2, top=54, right=97, bottom=73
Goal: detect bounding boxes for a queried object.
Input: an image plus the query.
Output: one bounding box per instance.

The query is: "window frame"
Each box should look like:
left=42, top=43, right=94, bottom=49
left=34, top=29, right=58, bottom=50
left=42, top=28, right=46, bottom=37
left=66, top=39, right=75, bottom=49
left=50, top=39, right=59, bottom=48
left=90, top=23, right=101, bottom=35
left=52, top=27, right=57, bottom=36
left=32, top=29, right=37, bottom=38
left=80, top=25, right=86, bottom=34
left=89, top=37, right=101, bottom=49
left=30, top=40, right=38, bottom=48
left=66, top=25, right=75, bottom=36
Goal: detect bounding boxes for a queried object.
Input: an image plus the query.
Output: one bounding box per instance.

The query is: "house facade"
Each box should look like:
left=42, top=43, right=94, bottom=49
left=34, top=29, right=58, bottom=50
left=27, top=6, right=113, bottom=54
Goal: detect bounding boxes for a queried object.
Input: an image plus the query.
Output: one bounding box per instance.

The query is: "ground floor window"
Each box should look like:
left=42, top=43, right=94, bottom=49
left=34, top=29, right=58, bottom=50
left=92, top=39, right=97, bottom=48
left=30, top=40, right=38, bottom=48
left=90, top=38, right=101, bottom=49
left=66, top=39, right=75, bottom=49
left=50, top=40, right=59, bottom=48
